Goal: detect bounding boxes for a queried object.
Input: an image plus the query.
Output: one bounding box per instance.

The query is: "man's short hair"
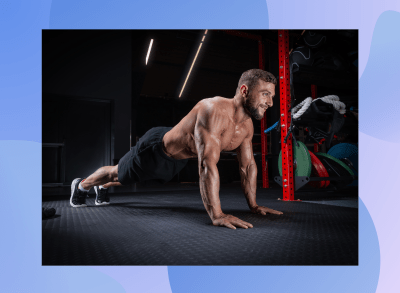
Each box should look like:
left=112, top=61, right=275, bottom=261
left=236, top=69, right=277, bottom=95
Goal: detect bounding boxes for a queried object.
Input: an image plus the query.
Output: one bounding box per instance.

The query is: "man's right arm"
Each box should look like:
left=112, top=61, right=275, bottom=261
left=194, top=105, right=223, bottom=221
left=194, top=102, right=253, bottom=229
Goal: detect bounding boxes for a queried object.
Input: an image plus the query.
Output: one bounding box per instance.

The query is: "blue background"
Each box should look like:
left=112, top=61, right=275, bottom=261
left=1, top=0, right=399, bottom=292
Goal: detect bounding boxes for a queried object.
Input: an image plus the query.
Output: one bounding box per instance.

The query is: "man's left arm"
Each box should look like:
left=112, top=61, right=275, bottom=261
left=236, top=125, right=283, bottom=216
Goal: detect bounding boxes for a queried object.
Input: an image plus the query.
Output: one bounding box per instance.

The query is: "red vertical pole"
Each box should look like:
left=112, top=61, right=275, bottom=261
left=259, top=40, right=269, bottom=188
left=278, top=30, right=295, bottom=201
left=311, top=84, right=317, bottom=99
left=313, top=142, right=319, bottom=153
left=311, top=84, right=318, bottom=153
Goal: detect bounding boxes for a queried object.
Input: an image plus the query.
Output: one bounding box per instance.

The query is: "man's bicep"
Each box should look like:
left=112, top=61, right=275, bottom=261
left=237, top=120, right=255, bottom=167
left=237, top=137, right=255, bottom=167
left=194, top=107, right=222, bottom=165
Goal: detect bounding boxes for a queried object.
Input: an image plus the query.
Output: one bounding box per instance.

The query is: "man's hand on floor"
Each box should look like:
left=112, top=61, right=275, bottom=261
left=251, top=205, right=283, bottom=216
left=212, top=213, right=253, bottom=230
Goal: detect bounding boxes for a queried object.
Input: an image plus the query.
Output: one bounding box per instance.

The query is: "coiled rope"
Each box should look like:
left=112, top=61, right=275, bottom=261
left=291, top=97, right=313, bottom=119
left=315, top=95, right=346, bottom=114
left=292, top=95, right=346, bottom=119
left=264, top=95, right=346, bottom=133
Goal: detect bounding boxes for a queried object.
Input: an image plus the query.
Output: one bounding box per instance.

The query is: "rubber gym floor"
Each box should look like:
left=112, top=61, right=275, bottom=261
left=42, top=182, right=358, bottom=266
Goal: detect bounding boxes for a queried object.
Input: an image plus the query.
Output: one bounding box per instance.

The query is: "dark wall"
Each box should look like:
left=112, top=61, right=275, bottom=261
left=43, top=30, right=132, bottom=161
left=141, top=30, right=260, bottom=101
left=136, top=96, right=197, bottom=137
left=42, top=30, right=357, bottom=186
left=42, top=98, right=112, bottom=184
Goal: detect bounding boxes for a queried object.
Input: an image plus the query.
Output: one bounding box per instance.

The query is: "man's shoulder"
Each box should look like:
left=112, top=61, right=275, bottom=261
left=197, top=96, right=229, bottom=104
left=195, top=97, right=232, bottom=130
left=244, top=118, right=254, bottom=137
left=196, top=96, right=231, bottom=113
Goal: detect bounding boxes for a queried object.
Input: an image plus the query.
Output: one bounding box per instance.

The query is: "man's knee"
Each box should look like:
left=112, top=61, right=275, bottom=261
left=111, top=165, right=119, bottom=181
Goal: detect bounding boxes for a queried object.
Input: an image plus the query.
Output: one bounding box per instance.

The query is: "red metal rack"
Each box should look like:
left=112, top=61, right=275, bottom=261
left=278, top=30, right=295, bottom=201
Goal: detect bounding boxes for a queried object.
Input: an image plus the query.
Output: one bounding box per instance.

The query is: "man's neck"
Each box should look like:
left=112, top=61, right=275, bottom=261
left=232, top=94, right=251, bottom=124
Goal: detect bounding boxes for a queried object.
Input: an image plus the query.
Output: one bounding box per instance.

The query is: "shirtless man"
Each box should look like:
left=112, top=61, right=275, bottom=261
left=70, top=69, right=283, bottom=229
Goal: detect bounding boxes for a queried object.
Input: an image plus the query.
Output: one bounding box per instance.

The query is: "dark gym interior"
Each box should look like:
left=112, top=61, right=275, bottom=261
left=42, top=30, right=358, bottom=265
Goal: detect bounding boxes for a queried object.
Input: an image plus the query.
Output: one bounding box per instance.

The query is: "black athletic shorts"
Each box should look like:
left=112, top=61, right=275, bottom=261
left=118, top=127, right=188, bottom=185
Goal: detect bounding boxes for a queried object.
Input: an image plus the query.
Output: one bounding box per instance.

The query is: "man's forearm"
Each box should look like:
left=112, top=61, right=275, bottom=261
left=240, top=162, right=258, bottom=209
left=199, top=161, right=224, bottom=220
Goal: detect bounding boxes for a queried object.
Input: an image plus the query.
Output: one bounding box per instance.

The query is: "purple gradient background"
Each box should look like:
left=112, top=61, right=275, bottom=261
left=0, top=0, right=398, bottom=292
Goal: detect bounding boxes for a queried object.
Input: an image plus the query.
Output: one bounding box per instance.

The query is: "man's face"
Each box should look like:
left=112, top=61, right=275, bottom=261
left=243, top=80, right=275, bottom=120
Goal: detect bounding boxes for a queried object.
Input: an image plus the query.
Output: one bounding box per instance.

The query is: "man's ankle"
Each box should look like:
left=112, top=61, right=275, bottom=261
left=79, top=181, right=90, bottom=192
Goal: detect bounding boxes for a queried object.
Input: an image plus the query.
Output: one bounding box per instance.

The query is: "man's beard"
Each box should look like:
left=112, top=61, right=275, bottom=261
left=244, top=99, right=263, bottom=120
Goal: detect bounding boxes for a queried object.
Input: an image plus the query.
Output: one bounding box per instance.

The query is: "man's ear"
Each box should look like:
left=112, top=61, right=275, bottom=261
left=240, top=84, right=248, bottom=97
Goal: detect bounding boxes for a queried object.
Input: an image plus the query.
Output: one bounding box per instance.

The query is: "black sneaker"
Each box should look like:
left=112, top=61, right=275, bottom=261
left=94, top=186, right=110, bottom=205
left=70, top=178, right=88, bottom=207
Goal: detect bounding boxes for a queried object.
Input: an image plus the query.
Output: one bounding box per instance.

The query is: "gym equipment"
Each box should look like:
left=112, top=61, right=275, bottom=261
left=277, top=30, right=357, bottom=198
left=275, top=146, right=356, bottom=191
left=278, top=141, right=311, bottom=177
left=290, top=46, right=314, bottom=71
left=327, top=143, right=358, bottom=186
left=42, top=207, right=56, bottom=219
left=292, top=95, right=346, bottom=119
left=313, top=49, right=348, bottom=71
left=304, top=112, right=345, bottom=149
left=303, top=31, right=326, bottom=48
left=315, top=153, right=354, bottom=176
left=274, top=146, right=357, bottom=190
left=308, top=151, right=330, bottom=188
left=316, top=153, right=354, bottom=188
left=266, top=95, right=346, bottom=138
left=328, top=143, right=358, bottom=168
left=349, top=106, right=358, bottom=112
left=317, top=152, right=354, bottom=176
left=264, top=120, right=280, bottom=134
left=292, top=96, right=346, bottom=149
left=328, top=143, right=358, bottom=167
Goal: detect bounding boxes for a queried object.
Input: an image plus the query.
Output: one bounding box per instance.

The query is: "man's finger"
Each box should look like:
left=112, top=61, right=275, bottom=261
left=225, top=223, right=236, bottom=230
left=261, top=211, right=267, bottom=216
left=234, top=222, right=248, bottom=229
left=262, top=207, right=283, bottom=215
left=242, top=221, right=253, bottom=228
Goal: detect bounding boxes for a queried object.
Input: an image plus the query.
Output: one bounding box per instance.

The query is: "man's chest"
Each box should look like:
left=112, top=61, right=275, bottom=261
left=220, top=123, right=249, bottom=151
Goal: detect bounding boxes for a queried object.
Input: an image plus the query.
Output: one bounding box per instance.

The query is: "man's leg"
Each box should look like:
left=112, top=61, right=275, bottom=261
left=102, top=182, right=123, bottom=188
left=94, top=182, right=123, bottom=205
left=86, top=165, right=120, bottom=206
left=81, top=165, right=119, bottom=190
left=70, top=165, right=119, bottom=208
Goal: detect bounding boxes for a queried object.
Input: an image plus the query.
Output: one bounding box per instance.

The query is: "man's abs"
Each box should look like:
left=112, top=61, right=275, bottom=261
left=162, top=122, right=198, bottom=160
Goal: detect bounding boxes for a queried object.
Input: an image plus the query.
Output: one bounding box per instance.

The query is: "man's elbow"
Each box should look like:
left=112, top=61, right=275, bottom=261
left=240, top=161, right=257, bottom=175
left=249, top=161, right=257, bottom=174
left=199, top=158, right=218, bottom=178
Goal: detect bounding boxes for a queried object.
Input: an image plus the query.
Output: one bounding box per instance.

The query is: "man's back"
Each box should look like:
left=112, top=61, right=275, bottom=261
left=162, top=96, right=253, bottom=160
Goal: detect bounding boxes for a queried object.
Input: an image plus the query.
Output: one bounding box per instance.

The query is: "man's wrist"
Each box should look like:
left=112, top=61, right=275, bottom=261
left=249, top=204, right=258, bottom=211
left=210, top=208, right=225, bottom=221
left=211, top=213, right=225, bottom=221
left=245, top=195, right=257, bottom=209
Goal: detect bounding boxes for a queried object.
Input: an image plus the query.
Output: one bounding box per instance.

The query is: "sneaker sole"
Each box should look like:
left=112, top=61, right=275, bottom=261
left=95, top=201, right=110, bottom=206
left=70, top=178, right=87, bottom=208
left=94, top=186, right=110, bottom=206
